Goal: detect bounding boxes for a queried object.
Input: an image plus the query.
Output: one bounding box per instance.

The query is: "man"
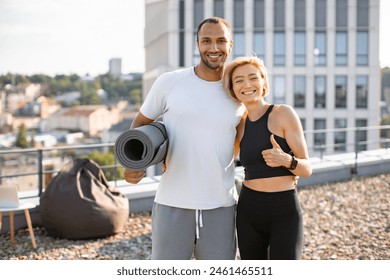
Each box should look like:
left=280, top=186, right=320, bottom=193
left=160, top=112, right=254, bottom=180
left=124, top=17, right=244, bottom=260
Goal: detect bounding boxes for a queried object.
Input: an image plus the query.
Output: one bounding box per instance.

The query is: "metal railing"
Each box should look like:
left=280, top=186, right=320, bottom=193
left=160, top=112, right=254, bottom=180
left=305, top=125, right=390, bottom=155
left=1, top=125, right=389, bottom=197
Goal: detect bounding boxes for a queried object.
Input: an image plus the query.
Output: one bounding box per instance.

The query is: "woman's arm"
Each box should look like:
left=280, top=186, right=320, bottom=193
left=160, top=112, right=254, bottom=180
left=263, top=105, right=312, bottom=178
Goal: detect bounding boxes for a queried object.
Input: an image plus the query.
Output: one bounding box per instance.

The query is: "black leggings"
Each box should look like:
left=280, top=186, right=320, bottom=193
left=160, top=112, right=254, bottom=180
left=236, top=184, right=303, bottom=260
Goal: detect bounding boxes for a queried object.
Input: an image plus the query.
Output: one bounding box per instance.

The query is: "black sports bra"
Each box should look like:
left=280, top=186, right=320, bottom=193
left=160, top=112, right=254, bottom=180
left=239, top=105, right=294, bottom=180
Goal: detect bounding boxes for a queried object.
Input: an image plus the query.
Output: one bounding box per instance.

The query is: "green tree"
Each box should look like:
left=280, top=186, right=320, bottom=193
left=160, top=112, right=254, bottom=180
left=98, top=73, right=143, bottom=103
left=1, top=71, right=142, bottom=104
left=15, top=123, right=29, bottom=148
left=79, top=81, right=101, bottom=105
left=29, top=74, right=51, bottom=83
left=129, top=88, right=142, bottom=105
left=85, top=150, right=124, bottom=181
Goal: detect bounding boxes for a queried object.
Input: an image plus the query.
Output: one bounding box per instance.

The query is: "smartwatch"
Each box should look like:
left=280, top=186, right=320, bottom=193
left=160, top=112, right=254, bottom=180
left=288, top=155, right=298, bottom=170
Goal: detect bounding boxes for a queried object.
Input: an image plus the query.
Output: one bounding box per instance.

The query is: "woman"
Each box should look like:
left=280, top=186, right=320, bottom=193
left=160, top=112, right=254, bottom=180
left=223, top=57, right=312, bottom=260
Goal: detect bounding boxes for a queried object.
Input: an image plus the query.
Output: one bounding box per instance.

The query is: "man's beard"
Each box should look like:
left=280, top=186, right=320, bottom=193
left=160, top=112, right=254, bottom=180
left=200, top=55, right=224, bottom=70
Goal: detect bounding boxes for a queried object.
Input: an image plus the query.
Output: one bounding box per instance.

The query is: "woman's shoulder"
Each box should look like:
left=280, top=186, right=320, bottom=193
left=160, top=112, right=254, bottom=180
left=272, top=104, right=295, bottom=116
left=271, top=105, right=301, bottom=131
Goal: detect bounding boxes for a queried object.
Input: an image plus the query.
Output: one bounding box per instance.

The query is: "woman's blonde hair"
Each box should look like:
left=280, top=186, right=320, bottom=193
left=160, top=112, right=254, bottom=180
left=223, top=56, right=269, bottom=101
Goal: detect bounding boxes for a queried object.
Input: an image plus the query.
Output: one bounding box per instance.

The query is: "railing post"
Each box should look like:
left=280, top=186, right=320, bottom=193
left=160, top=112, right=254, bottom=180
left=38, top=149, right=43, bottom=196
left=352, top=127, right=359, bottom=175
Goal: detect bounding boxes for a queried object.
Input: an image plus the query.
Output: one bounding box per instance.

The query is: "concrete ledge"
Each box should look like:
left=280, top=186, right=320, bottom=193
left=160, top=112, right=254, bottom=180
left=299, top=149, right=390, bottom=187
left=112, top=177, right=160, bottom=213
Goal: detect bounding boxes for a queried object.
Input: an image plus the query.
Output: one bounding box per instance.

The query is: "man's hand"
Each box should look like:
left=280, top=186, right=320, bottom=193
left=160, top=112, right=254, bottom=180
left=124, top=169, right=145, bottom=184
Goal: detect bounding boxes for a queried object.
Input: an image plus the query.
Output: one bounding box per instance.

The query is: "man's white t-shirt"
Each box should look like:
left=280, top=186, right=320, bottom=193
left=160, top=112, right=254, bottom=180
left=140, top=67, right=244, bottom=210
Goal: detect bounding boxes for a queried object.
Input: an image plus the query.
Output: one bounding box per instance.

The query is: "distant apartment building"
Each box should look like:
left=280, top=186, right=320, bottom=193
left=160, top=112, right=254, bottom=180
left=101, top=117, right=134, bottom=143
left=0, top=83, right=58, bottom=132
left=0, top=90, right=5, bottom=114
left=46, top=105, right=114, bottom=137
left=4, top=83, right=43, bottom=113
left=109, top=58, right=122, bottom=78
left=144, top=0, right=380, bottom=156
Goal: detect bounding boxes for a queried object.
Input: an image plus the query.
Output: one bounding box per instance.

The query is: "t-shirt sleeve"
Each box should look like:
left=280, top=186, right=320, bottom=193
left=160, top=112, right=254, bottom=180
left=140, top=73, right=168, bottom=120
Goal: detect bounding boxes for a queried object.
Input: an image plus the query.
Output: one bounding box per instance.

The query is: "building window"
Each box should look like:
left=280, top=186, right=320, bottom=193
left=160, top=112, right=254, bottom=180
left=294, top=32, right=306, bottom=66
left=179, top=32, right=185, bottom=67
left=193, top=0, right=204, bottom=29
left=335, top=32, right=348, bottom=66
left=315, top=0, right=327, bottom=28
left=300, top=118, right=306, bottom=131
left=274, top=0, right=285, bottom=29
left=294, top=76, right=306, bottom=108
left=273, top=0, right=285, bottom=66
left=234, top=0, right=244, bottom=28
left=356, top=31, right=368, bottom=65
left=357, top=0, right=369, bottom=28
left=273, top=75, right=285, bottom=104
left=294, top=0, right=306, bottom=66
left=314, top=119, right=326, bottom=151
left=193, top=33, right=200, bottom=65
left=356, top=119, right=367, bottom=151
left=234, top=33, right=245, bottom=58
left=179, top=0, right=185, bottom=67
left=335, top=118, right=347, bottom=151
left=214, top=0, right=224, bottom=18
left=254, top=0, right=265, bottom=28
left=314, top=32, right=327, bottom=65
left=192, top=0, right=204, bottom=64
left=356, top=75, right=368, bottom=108
left=356, top=0, right=369, bottom=66
left=233, top=0, right=245, bottom=58
left=294, top=0, right=306, bottom=28
left=274, top=32, right=285, bottom=66
left=335, top=75, right=347, bottom=108
left=254, top=0, right=265, bottom=61
left=254, top=32, right=265, bottom=61
left=314, top=76, right=326, bottom=108
left=336, top=0, right=348, bottom=28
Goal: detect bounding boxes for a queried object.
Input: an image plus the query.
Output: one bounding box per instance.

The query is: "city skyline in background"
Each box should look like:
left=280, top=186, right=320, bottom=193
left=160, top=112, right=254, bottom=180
left=0, top=0, right=389, bottom=77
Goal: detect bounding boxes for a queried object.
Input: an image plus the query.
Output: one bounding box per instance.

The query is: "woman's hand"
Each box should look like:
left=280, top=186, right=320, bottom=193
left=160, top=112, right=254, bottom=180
left=261, top=134, right=291, bottom=168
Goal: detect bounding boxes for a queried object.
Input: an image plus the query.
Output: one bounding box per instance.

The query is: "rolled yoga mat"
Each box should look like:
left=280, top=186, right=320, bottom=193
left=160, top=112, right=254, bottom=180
left=114, top=122, right=168, bottom=170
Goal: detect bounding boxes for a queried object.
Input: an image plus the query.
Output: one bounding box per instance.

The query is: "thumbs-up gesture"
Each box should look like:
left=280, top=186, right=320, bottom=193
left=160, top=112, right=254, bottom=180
left=261, top=134, right=286, bottom=167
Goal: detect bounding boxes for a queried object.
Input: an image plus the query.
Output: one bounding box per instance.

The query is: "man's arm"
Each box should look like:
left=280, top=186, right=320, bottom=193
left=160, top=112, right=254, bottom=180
left=131, top=112, right=155, bottom=128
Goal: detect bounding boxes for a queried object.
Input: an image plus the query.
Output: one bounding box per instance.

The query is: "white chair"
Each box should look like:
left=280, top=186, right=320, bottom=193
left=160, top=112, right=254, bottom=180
left=0, top=185, right=37, bottom=248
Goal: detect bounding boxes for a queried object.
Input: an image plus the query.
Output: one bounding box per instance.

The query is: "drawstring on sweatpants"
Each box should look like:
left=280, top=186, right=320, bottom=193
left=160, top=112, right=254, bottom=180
left=195, top=209, right=203, bottom=239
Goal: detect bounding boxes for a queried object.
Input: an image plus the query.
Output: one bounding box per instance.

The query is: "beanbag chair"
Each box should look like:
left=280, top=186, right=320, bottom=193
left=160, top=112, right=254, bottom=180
left=40, top=158, right=129, bottom=239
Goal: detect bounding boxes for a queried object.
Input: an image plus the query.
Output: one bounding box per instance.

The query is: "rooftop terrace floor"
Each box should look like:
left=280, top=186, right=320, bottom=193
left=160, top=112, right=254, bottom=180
left=1, top=173, right=389, bottom=260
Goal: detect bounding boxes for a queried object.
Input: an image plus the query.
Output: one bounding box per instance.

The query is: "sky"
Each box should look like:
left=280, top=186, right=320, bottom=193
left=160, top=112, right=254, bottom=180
left=0, top=0, right=145, bottom=77
left=0, top=0, right=389, bottom=77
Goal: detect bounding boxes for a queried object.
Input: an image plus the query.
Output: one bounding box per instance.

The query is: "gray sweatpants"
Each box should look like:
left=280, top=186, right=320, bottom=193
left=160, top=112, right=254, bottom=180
left=151, top=202, right=237, bottom=260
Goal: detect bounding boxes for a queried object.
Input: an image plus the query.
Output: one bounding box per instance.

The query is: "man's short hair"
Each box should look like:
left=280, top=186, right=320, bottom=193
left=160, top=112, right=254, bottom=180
left=196, top=17, right=232, bottom=42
